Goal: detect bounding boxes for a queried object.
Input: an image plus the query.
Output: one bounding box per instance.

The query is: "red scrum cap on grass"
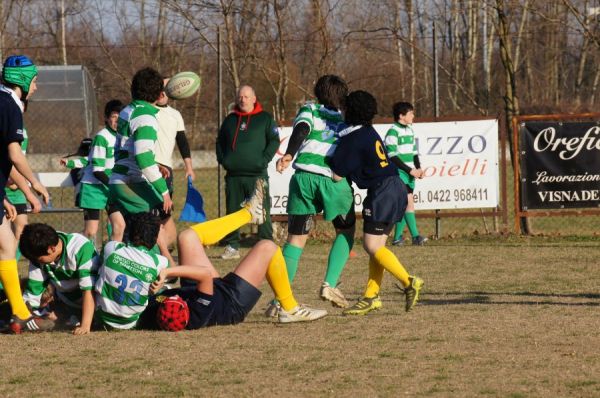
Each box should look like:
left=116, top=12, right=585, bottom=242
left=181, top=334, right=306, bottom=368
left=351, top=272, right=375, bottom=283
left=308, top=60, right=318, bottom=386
left=156, top=295, right=190, bottom=332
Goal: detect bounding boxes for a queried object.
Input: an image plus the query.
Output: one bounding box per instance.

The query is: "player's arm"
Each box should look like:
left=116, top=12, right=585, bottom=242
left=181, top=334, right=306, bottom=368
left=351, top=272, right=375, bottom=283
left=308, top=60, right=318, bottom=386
left=91, top=134, right=111, bottom=186
left=175, top=130, right=195, bottom=180
left=392, top=157, right=421, bottom=178
left=8, top=168, right=42, bottom=213
left=276, top=122, right=310, bottom=173
left=284, top=122, right=310, bottom=158
left=389, top=155, right=413, bottom=174
left=73, top=242, right=98, bottom=335
left=413, top=155, right=424, bottom=178
left=61, top=157, right=88, bottom=169
left=73, top=289, right=95, bottom=335
left=152, top=265, right=214, bottom=295
left=3, top=198, right=17, bottom=221
left=133, top=124, right=172, bottom=212
left=8, top=142, right=49, bottom=205
left=22, top=263, right=49, bottom=309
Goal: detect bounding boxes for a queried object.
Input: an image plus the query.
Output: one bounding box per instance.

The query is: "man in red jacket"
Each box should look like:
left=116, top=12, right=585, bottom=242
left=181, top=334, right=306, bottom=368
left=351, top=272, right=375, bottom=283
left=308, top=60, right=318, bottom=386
left=216, top=85, right=279, bottom=259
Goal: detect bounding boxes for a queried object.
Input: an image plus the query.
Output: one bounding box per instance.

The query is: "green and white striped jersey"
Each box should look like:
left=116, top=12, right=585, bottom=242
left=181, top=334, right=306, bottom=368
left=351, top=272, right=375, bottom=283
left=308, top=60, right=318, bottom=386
left=94, top=241, right=168, bottom=329
left=23, top=232, right=98, bottom=309
left=292, top=103, right=346, bottom=177
left=65, top=157, right=89, bottom=169
left=384, top=122, right=417, bottom=177
left=110, top=100, right=168, bottom=196
left=18, top=127, right=28, bottom=153
left=81, top=126, right=117, bottom=185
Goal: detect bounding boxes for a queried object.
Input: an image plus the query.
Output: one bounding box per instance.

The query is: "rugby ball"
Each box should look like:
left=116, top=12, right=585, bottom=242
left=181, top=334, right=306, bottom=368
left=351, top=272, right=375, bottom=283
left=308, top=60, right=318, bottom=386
left=165, top=71, right=201, bottom=100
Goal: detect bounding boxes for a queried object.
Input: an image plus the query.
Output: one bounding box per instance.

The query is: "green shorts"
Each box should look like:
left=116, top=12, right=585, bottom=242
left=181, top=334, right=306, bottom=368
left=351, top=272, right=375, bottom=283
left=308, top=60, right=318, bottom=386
left=79, top=183, right=109, bottom=210
left=109, top=182, right=162, bottom=216
left=287, top=170, right=354, bottom=221
left=399, top=170, right=415, bottom=190
left=4, top=187, right=26, bottom=205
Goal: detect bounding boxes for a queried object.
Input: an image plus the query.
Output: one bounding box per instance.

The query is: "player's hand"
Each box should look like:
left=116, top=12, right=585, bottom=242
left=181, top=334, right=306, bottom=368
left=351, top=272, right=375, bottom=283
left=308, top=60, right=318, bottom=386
left=3, top=199, right=17, bottom=221
left=150, top=269, right=168, bottom=294
left=331, top=172, right=343, bottom=182
left=185, top=168, right=196, bottom=181
left=159, top=164, right=171, bottom=179
left=162, top=192, right=173, bottom=214
left=26, top=192, right=42, bottom=213
left=59, top=158, right=67, bottom=167
left=31, top=181, right=50, bottom=205
left=276, top=154, right=293, bottom=173
left=414, top=168, right=425, bottom=179
left=72, top=326, right=90, bottom=335
left=409, top=168, right=421, bottom=178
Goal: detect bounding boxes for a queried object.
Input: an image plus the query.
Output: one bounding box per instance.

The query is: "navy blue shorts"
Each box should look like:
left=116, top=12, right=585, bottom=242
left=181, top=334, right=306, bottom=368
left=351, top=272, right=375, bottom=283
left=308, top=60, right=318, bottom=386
left=13, top=203, right=27, bottom=215
left=141, top=273, right=262, bottom=330
left=195, top=272, right=262, bottom=328
left=363, top=176, right=408, bottom=235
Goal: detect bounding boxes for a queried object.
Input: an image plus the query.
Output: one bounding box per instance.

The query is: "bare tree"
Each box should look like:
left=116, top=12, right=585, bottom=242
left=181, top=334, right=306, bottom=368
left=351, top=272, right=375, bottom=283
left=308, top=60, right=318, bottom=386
left=0, top=0, right=16, bottom=61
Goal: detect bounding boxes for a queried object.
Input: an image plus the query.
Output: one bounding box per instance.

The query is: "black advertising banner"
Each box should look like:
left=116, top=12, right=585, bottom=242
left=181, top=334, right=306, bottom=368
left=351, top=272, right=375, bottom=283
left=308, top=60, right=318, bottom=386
left=519, top=121, right=600, bottom=210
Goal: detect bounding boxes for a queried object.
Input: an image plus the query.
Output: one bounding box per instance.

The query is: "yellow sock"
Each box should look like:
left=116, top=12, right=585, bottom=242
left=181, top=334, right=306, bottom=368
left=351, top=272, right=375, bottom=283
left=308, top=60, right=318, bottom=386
left=190, top=208, right=251, bottom=246
left=364, top=257, right=384, bottom=298
left=374, top=246, right=410, bottom=287
left=0, top=259, right=31, bottom=319
left=265, top=247, right=298, bottom=311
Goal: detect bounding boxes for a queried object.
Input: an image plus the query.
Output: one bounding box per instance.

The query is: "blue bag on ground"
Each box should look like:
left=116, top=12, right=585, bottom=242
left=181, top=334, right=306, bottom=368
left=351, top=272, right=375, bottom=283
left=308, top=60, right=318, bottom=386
left=179, top=176, right=206, bottom=223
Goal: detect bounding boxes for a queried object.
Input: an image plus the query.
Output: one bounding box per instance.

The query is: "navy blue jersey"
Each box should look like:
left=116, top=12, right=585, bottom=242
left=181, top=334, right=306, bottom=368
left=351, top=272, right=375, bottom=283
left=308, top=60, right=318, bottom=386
left=330, top=125, right=398, bottom=189
left=0, top=89, right=25, bottom=201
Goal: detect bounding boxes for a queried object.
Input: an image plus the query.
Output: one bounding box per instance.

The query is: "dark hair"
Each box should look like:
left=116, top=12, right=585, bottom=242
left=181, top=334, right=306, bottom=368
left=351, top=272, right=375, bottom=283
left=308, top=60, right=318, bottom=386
left=127, top=212, right=160, bottom=249
left=104, top=99, right=124, bottom=118
left=392, top=102, right=414, bottom=120
left=131, top=67, right=163, bottom=102
left=314, top=75, right=348, bottom=110
left=344, top=90, right=377, bottom=126
left=19, top=223, right=60, bottom=261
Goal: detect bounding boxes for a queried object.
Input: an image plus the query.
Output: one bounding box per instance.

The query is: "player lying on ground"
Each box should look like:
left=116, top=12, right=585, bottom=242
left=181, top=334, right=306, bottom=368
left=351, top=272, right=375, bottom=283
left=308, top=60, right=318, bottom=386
left=330, top=90, right=424, bottom=315
left=97, top=179, right=326, bottom=331
left=140, top=179, right=328, bottom=331
left=16, top=223, right=98, bottom=334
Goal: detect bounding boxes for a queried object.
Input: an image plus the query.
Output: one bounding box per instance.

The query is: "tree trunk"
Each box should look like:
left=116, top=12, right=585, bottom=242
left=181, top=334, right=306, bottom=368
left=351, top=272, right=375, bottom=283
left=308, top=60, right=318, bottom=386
left=394, top=0, right=405, bottom=99
left=221, top=0, right=240, bottom=90
left=405, top=0, right=415, bottom=104
left=60, top=0, right=67, bottom=65
left=496, top=0, right=529, bottom=234
left=155, top=0, right=165, bottom=70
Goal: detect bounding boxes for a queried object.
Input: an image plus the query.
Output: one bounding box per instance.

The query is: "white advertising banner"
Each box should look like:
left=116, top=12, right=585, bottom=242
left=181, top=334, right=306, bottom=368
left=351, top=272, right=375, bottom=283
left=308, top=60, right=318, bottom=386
left=267, top=119, right=499, bottom=215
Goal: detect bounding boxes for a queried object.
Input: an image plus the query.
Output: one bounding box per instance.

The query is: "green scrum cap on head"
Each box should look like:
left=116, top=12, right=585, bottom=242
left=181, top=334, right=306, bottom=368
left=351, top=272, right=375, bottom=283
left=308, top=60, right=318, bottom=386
left=2, top=55, right=38, bottom=94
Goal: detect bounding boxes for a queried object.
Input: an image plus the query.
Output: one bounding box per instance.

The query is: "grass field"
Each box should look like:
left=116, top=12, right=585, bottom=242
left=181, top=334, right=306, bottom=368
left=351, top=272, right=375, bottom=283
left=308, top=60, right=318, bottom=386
left=2, top=237, right=599, bottom=397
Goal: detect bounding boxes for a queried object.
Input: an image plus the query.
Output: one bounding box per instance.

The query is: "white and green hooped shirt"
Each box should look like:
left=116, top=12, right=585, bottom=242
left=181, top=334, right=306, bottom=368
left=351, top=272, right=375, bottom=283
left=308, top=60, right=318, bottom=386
left=94, top=241, right=168, bottom=329
left=384, top=122, right=417, bottom=183
left=23, top=232, right=98, bottom=309
left=292, top=103, right=347, bottom=178
left=110, top=100, right=168, bottom=196
left=81, top=125, right=117, bottom=185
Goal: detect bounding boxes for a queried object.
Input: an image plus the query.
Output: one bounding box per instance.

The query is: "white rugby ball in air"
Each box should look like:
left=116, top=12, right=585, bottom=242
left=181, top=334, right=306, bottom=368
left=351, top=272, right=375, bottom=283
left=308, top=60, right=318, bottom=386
left=165, top=71, right=201, bottom=100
